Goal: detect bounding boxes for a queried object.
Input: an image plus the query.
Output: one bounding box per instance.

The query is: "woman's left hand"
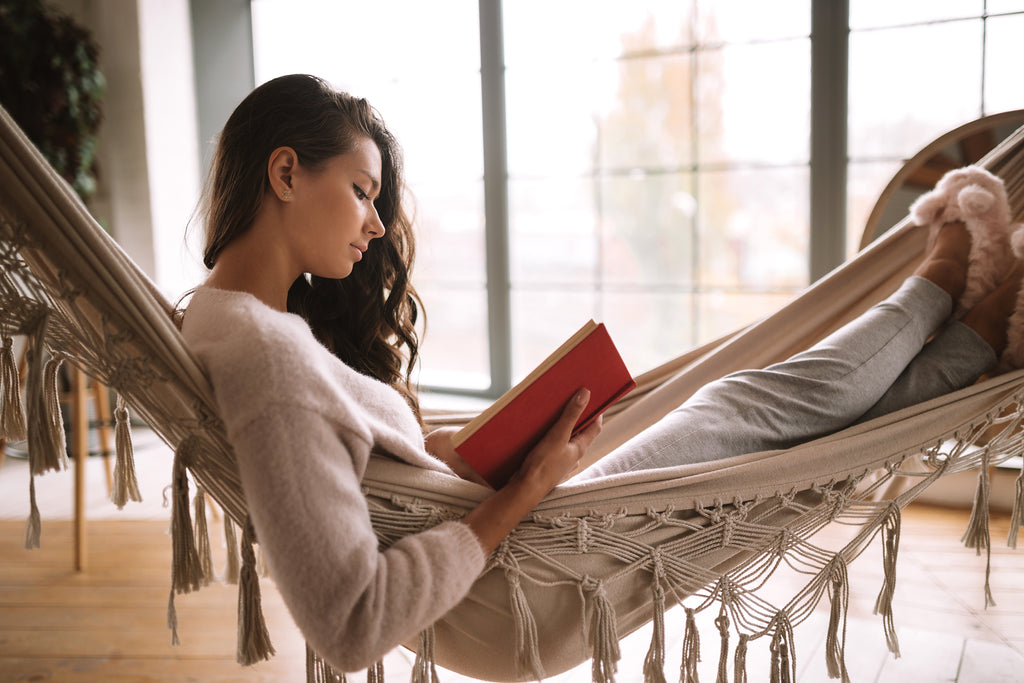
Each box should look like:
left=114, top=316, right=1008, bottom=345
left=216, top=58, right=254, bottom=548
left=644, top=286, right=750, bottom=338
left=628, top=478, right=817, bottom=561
left=424, top=426, right=490, bottom=486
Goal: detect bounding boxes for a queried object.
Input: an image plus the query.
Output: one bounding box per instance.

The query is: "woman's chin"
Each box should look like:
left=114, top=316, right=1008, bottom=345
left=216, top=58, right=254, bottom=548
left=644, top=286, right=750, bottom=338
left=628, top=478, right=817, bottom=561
left=312, top=264, right=355, bottom=280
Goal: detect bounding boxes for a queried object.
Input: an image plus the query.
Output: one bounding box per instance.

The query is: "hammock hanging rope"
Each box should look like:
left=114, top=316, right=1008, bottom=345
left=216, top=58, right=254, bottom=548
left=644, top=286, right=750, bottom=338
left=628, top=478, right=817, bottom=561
left=1, top=103, right=1023, bottom=683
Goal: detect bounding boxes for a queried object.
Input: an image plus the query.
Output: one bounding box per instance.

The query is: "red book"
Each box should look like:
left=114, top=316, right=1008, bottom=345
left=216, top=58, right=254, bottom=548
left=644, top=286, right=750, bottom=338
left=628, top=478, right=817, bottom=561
left=452, top=320, right=636, bottom=489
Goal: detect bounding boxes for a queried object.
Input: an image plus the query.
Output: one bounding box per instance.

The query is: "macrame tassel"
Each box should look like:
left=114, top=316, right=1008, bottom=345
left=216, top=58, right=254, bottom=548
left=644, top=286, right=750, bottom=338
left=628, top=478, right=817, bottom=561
left=680, top=607, right=701, bottom=683
left=715, top=611, right=730, bottom=683
left=166, top=443, right=202, bottom=648
left=167, top=588, right=181, bottom=646
left=507, top=571, right=545, bottom=680
left=366, top=659, right=384, bottom=683
left=1009, top=469, right=1023, bottom=549
left=769, top=613, right=795, bottom=683
left=873, top=506, right=901, bottom=657
left=170, top=444, right=203, bottom=596
left=26, top=342, right=69, bottom=476
left=223, top=517, right=241, bottom=584
left=961, top=452, right=996, bottom=607
left=256, top=542, right=269, bottom=578
left=734, top=634, right=749, bottom=683
left=585, top=578, right=620, bottom=683
left=825, top=560, right=850, bottom=683
left=642, top=578, right=667, bottom=683
left=193, top=487, right=214, bottom=587
left=110, top=394, right=142, bottom=508
left=305, top=644, right=345, bottom=683
left=0, top=335, right=27, bottom=441
left=24, top=473, right=41, bottom=549
left=411, top=626, right=439, bottom=683
left=237, top=521, right=275, bottom=665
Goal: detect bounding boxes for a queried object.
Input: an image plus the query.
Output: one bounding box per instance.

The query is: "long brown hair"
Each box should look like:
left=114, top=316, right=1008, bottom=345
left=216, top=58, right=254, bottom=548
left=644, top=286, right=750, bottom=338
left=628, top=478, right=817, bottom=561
left=201, top=74, right=423, bottom=418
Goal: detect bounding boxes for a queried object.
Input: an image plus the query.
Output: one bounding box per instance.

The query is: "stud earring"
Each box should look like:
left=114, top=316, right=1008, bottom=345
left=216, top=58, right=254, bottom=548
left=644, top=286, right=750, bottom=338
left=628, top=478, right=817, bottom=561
left=282, top=189, right=292, bottom=200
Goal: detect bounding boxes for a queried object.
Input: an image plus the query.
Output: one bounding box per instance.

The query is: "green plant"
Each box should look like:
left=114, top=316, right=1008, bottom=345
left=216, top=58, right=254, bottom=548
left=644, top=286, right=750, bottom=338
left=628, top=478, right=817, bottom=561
left=0, top=0, right=105, bottom=201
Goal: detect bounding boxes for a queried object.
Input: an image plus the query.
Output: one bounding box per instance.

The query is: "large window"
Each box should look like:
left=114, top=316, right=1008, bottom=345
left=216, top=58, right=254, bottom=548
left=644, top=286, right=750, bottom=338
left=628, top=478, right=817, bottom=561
left=247, top=0, right=1024, bottom=398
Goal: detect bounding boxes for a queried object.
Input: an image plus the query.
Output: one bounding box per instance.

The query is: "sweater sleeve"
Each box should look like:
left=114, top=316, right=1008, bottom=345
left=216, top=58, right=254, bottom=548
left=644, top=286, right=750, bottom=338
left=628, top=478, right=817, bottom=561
left=230, top=402, right=486, bottom=672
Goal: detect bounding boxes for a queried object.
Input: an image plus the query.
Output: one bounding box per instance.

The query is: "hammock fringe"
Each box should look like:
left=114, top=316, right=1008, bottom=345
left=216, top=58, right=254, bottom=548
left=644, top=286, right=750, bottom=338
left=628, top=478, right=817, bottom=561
left=961, top=449, right=996, bottom=607
left=24, top=473, right=40, bottom=549
left=110, top=393, right=142, bottom=509
left=25, top=318, right=68, bottom=476
left=715, top=610, right=730, bottom=683
left=507, top=570, right=545, bottom=680
left=642, top=567, right=667, bottom=683
left=586, top=577, right=620, bottom=683
left=193, top=486, right=214, bottom=587
left=223, top=516, right=241, bottom=585
left=734, top=634, right=749, bottom=683
left=169, top=440, right=203, bottom=597
left=1010, top=469, right=1024, bottom=549
left=166, top=588, right=181, bottom=646
left=0, top=334, right=27, bottom=441
left=412, top=626, right=440, bottom=683
left=769, top=612, right=795, bottom=683
left=873, top=505, right=902, bottom=658
left=825, top=559, right=851, bottom=683
left=237, top=520, right=275, bottom=665
left=306, top=645, right=345, bottom=683
left=680, top=606, right=701, bottom=683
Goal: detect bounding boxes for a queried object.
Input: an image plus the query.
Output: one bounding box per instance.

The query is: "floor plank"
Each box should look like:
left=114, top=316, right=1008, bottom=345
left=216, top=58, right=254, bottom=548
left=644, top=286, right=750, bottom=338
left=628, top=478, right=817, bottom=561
left=958, top=639, right=1024, bottom=683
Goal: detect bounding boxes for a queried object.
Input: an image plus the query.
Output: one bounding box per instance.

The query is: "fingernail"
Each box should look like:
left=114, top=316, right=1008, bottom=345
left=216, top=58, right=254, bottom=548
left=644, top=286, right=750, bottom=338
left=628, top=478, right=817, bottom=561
left=576, top=388, right=590, bottom=404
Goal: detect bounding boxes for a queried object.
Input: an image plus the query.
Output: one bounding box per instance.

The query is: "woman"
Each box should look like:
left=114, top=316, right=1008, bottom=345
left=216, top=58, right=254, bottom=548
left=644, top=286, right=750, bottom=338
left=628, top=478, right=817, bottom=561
left=181, top=74, right=1021, bottom=672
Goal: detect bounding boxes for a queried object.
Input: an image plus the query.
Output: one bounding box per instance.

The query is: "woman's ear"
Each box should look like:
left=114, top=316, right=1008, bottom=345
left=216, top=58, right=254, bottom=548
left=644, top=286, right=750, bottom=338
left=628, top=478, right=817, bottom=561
left=267, top=146, right=297, bottom=201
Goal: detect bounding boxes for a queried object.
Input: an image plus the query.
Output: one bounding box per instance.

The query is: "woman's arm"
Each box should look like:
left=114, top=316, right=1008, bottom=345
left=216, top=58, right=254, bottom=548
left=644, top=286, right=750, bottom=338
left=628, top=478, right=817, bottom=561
left=423, top=425, right=490, bottom=486
left=229, top=404, right=487, bottom=672
left=460, top=388, right=601, bottom=554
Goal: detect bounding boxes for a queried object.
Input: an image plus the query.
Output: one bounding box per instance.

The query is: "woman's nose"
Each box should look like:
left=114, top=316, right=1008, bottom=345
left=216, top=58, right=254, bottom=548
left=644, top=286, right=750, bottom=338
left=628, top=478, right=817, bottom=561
left=366, top=205, right=386, bottom=238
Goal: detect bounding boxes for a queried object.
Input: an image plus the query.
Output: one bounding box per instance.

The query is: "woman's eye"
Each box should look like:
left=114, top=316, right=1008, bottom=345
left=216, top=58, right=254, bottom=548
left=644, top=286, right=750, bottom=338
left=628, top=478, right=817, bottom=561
left=353, top=184, right=368, bottom=200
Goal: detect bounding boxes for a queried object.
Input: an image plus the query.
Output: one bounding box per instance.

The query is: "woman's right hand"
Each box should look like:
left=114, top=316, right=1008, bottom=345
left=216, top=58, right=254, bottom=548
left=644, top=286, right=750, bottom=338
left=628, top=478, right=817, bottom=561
left=460, top=388, right=603, bottom=555
left=512, top=388, right=603, bottom=490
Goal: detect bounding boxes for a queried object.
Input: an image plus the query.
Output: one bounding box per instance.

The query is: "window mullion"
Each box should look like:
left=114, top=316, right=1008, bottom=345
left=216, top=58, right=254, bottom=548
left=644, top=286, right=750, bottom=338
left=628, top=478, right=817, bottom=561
left=479, top=0, right=512, bottom=396
left=810, top=0, right=849, bottom=281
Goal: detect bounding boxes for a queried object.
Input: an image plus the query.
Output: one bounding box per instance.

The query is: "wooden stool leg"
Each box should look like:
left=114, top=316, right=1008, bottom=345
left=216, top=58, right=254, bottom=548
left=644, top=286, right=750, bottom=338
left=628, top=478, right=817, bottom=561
left=92, top=380, right=114, bottom=493
left=72, top=365, right=88, bottom=572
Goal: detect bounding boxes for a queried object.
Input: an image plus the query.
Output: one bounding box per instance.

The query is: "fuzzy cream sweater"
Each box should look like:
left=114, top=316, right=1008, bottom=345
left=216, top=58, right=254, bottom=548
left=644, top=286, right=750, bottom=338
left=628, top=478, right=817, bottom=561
left=181, top=286, right=486, bottom=672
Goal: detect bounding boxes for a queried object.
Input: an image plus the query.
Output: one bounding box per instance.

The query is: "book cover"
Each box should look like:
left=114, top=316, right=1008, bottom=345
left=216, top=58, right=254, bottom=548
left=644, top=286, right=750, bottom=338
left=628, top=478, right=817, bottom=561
left=452, top=320, right=636, bottom=488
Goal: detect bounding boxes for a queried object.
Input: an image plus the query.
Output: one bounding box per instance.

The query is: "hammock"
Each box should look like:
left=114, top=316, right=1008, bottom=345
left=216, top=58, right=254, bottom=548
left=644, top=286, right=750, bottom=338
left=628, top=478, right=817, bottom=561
left=1, top=102, right=1023, bottom=683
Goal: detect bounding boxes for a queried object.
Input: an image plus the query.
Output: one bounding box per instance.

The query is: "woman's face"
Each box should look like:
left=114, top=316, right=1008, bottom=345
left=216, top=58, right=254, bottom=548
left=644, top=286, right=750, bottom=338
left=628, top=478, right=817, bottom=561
left=288, top=136, right=386, bottom=279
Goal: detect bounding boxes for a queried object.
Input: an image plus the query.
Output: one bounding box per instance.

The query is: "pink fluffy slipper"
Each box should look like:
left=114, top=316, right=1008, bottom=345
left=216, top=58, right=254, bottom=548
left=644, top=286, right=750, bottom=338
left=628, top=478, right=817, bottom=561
left=910, top=165, right=1016, bottom=315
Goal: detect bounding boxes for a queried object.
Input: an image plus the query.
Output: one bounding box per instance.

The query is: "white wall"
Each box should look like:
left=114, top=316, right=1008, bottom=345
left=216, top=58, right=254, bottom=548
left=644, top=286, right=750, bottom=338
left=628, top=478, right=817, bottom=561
left=138, top=0, right=204, bottom=297
left=50, top=0, right=204, bottom=299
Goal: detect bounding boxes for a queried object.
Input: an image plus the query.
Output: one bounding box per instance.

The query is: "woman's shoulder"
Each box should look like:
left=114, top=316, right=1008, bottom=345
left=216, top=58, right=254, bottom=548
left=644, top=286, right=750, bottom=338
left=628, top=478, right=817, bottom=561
left=181, top=286, right=309, bottom=349
left=180, top=286, right=331, bottom=412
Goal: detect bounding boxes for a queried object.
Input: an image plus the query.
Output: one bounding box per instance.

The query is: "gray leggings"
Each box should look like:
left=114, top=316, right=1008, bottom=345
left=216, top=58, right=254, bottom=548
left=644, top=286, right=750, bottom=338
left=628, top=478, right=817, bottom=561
left=578, top=276, right=997, bottom=478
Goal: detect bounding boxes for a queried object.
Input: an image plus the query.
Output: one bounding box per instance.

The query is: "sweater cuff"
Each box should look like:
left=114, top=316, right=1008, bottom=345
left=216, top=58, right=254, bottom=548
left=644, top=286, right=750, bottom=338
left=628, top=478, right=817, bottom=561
left=437, top=519, right=487, bottom=575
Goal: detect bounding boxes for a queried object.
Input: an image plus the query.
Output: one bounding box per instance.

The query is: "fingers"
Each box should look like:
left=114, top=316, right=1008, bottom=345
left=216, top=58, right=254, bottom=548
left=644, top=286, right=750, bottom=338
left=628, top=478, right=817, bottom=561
left=550, top=388, right=591, bottom=440
left=574, top=413, right=603, bottom=448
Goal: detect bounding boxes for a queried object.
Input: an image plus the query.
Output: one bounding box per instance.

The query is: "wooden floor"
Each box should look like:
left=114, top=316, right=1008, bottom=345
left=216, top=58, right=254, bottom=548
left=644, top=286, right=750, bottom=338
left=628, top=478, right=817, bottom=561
left=1, top=443, right=1023, bottom=681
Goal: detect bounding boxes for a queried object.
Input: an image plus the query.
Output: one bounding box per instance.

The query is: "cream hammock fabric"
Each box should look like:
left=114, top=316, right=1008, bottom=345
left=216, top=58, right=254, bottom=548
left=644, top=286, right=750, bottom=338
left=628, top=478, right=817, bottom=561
left=1, top=102, right=1023, bottom=683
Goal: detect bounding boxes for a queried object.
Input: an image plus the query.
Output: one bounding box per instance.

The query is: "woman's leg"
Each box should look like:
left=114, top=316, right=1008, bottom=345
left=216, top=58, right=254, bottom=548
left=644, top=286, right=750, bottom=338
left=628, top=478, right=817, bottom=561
left=853, top=321, right=994, bottom=423
left=856, top=261, right=1024, bottom=422
left=577, top=277, right=953, bottom=477
left=575, top=224, right=974, bottom=479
